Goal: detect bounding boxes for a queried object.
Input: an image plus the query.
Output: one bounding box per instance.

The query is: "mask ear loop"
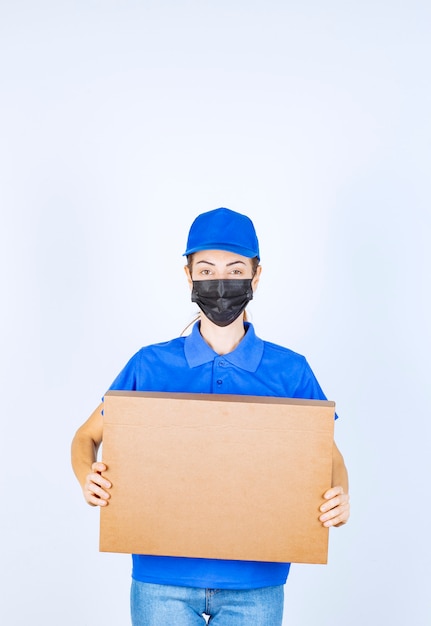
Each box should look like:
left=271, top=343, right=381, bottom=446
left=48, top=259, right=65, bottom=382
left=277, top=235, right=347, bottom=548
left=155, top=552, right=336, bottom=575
left=180, top=313, right=201, bottom=337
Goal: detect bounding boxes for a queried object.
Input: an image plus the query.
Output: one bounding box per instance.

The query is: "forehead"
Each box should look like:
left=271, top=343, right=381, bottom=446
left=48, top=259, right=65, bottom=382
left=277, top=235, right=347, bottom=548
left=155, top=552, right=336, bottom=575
left=191, top=250, right=252, bottom=265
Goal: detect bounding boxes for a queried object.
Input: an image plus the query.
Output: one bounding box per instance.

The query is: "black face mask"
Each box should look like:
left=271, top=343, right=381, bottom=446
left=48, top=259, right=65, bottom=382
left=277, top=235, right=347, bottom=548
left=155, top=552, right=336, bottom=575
left=191, top=279, right=253, bottom=327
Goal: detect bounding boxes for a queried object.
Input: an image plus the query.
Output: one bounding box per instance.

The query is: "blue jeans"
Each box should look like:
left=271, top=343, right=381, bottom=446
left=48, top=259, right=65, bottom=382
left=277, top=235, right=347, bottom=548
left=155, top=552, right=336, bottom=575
left=130, top=580, right=284, bottom=625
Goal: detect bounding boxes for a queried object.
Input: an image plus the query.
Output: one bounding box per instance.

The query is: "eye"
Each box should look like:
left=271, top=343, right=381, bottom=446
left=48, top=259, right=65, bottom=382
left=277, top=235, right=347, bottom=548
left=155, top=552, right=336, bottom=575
left=200, top=268, right=212, bottom=276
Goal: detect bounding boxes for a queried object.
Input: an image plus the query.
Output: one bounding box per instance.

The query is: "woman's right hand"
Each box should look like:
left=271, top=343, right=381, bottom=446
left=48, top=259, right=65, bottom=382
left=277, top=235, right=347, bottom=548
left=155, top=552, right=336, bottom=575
left=83, top=462, right=111, bottom=506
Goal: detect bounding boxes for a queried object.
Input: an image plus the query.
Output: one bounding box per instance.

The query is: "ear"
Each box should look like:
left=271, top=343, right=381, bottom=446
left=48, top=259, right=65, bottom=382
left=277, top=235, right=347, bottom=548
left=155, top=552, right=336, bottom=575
left=252, top=265, right=262, bottom=292
left=184, top=264, right=193, bottom=289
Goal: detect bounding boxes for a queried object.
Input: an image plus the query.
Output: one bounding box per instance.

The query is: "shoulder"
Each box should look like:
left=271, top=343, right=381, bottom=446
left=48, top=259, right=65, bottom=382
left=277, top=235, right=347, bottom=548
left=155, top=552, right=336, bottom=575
left=117, top=335, right=188, bottom=373
left=132, top=336, right=186, bottom=362
left=261, top=339, right=308, bottom=366
left=259, top=339, right=320, bottom=396
left=258, top=338, right=327, bottom=401
left=109, top=336, right=187, bottom=391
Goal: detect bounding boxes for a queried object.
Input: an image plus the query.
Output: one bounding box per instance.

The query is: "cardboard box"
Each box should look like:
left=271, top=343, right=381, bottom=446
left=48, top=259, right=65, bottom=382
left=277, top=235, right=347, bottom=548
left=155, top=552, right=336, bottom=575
left=100, top=391, right=335, bottom=564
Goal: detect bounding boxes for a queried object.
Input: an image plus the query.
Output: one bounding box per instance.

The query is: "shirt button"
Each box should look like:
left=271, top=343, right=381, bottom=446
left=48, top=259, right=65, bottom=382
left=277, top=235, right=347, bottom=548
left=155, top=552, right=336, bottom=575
left=219, top=360, right=226, bottom=367
left=217, top=380, right=223, bottom=385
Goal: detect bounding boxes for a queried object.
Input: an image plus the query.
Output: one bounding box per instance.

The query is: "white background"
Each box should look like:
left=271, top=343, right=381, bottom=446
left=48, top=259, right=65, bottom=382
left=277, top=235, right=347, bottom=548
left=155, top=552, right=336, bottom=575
left=1, top=1, right=430, bottom=624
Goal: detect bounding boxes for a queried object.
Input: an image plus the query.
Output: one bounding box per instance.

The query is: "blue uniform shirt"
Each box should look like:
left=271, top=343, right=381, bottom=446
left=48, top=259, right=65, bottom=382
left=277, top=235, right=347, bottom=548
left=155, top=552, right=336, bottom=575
left=108, top=322, right=333, bottom=589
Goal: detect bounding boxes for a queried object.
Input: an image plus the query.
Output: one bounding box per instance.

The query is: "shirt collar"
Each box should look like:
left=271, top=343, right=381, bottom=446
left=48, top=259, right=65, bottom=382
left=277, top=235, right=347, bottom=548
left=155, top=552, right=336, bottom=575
left=184, top=321, right=264, bottom=372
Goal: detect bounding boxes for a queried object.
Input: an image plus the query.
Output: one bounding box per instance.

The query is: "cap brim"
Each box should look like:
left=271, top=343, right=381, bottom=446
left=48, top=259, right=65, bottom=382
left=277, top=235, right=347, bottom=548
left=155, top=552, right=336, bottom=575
left=183, top=243, right=259, bottom=259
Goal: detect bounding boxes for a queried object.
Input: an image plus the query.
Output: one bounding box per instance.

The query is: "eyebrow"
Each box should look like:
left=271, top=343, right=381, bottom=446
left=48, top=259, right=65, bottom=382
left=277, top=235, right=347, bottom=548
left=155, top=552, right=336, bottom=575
left=195, top=260, right=247, bottom=267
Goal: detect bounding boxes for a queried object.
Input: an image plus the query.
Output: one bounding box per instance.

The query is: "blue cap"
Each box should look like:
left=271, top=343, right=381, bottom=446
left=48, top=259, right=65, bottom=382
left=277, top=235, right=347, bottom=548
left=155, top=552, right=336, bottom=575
left=183, top=208, right=260, bottom=259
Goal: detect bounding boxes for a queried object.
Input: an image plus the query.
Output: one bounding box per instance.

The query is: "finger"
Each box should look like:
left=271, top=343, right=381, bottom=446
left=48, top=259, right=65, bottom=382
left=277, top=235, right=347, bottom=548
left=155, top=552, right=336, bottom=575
left=84, top=475, right=111, bottom=502
left=88, top=471, right=112, bottom=491
left=85, top=483, right=111, bottom=501
left=86, top=491, right=110, bottom=507
left=323, top=485, right=344, bottom=500
left=319, top=501, right=350, bottom=527
left=319, top=494, right=349, bottom=516
left=320, top=493, right=347, bottom=513
left=86, top=478, right=111, bottom=497
left=84, top=484, right=110, bottom=505
left=91, top=461, right=107, bottom=473
left=322, top=509, right=350, bottom=527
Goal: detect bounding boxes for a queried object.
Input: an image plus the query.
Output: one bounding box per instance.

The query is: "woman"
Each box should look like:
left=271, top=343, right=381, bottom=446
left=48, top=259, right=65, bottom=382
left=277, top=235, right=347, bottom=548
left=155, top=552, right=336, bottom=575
left=71, top=207, right=350, bottom=625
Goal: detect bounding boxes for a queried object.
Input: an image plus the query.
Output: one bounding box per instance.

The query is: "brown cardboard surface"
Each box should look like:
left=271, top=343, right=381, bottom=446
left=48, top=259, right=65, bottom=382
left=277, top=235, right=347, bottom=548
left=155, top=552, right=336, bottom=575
left=100, top=391, right=335, bottom=564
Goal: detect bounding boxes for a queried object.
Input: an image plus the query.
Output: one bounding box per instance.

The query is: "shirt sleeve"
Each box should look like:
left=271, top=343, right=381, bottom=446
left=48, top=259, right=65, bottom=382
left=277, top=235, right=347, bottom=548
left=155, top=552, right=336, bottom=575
left=108, top=350, right=142, bottom=391
left=294, top=358, right=339, bottom=419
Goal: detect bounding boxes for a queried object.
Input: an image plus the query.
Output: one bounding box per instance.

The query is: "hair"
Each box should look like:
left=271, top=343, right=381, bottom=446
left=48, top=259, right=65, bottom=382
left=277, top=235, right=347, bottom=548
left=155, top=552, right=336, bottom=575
left=180, top=254, right=260, bottom=335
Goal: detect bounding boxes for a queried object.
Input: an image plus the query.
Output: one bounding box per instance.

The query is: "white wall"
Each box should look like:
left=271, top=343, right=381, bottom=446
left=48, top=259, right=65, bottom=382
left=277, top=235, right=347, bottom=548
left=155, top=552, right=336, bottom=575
left=1, top=1, right=430, bottom=624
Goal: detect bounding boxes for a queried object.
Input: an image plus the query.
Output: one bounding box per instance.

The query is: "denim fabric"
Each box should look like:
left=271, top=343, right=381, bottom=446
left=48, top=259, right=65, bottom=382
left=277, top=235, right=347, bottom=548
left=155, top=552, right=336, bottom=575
left=130, top=580, right=284, bottom=626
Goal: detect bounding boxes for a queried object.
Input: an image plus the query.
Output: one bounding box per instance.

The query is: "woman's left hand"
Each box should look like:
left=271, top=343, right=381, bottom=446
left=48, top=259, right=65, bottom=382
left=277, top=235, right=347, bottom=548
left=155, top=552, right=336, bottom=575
left=319, top=486, right=350, bottom=527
